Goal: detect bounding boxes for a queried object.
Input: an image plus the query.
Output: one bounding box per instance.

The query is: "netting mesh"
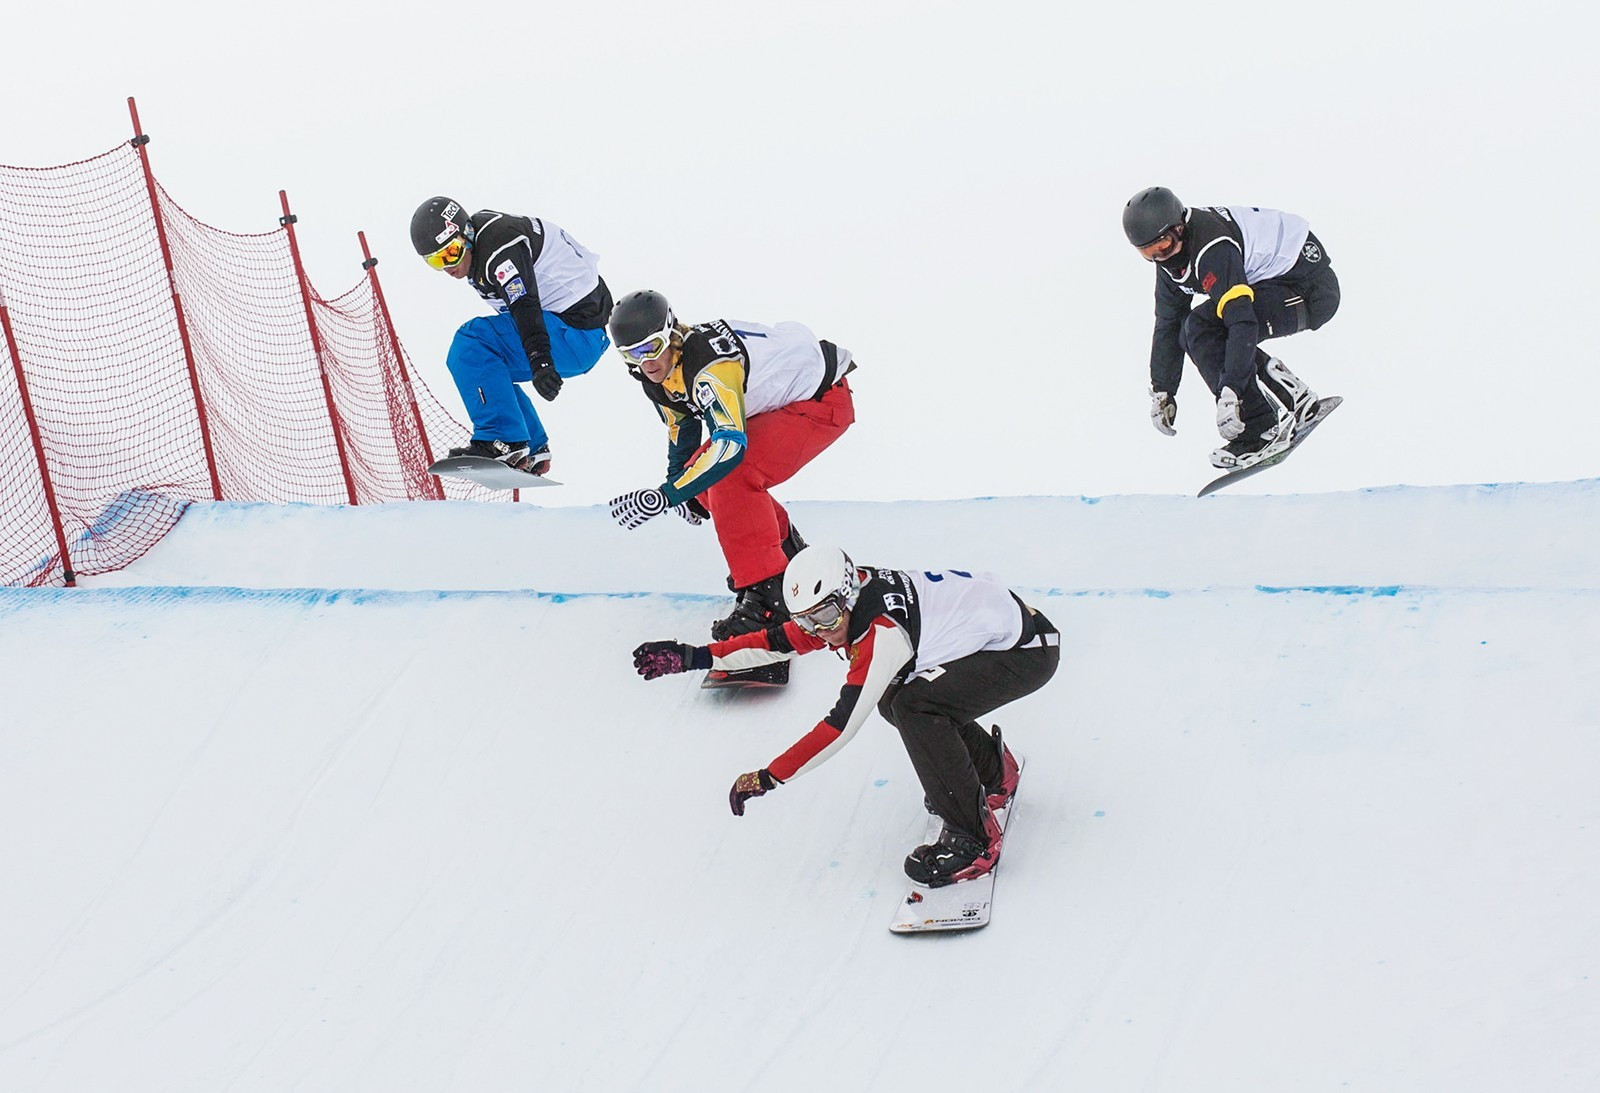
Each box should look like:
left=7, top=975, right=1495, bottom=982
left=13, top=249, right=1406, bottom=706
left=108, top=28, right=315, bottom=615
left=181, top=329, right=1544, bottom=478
left=1, top=135, right=496, bottom=588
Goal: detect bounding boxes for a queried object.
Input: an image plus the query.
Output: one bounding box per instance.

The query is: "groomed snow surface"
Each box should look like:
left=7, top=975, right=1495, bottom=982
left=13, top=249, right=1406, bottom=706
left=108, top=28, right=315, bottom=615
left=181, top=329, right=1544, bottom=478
left=3, top=482, right=1597, bottom=1092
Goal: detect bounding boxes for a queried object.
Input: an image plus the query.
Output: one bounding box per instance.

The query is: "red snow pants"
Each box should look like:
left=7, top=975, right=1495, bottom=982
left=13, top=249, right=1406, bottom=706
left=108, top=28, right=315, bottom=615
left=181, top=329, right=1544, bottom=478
left=701, top=380, right=855, bottom=588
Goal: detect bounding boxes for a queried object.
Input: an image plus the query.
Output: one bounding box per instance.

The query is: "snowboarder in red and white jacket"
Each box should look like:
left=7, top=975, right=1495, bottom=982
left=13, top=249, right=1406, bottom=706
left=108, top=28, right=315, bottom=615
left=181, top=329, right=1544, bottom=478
left=631, top=545, right=1060, bottom=888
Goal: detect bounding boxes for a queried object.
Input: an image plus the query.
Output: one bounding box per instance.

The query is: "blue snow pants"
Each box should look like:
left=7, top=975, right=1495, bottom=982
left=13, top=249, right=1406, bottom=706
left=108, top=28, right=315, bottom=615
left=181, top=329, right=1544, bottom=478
left=445, top=311, right=609, bottom=450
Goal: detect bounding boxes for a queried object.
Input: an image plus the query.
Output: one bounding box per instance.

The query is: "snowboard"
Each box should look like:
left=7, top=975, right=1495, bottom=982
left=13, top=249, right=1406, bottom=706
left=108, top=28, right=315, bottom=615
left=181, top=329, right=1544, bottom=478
left=701, top=660, right=791, bottom=690
left=427, top=455, right=560, bottom=491
left=889, top=757, right=1022, bottom=934
left=1197, top=396, right=1341, bottom=498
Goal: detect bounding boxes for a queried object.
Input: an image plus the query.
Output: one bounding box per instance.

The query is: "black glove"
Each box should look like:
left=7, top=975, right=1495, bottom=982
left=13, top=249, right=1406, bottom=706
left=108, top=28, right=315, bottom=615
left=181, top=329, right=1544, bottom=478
left=729, top=769, right=779, bottom=816
left=675, top=498, right=707, bottom=526
left=632, top=640, right=709, bottom=680
left=530, top=361, right=563, bottom=401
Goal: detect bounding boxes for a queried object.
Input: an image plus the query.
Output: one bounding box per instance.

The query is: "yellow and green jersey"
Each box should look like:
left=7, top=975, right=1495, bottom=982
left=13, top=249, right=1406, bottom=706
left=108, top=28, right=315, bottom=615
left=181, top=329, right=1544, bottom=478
left=630, top=318, right=845, bottom=504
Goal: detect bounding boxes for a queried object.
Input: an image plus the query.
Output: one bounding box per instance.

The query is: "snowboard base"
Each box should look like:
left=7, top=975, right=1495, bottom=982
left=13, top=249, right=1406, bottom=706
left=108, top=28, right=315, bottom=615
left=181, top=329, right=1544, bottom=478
left=428, top=455, right=560, bottom=491
left=701, top=660, right=791, bottom=690
left=1198, top=396, right=1342, bottom=498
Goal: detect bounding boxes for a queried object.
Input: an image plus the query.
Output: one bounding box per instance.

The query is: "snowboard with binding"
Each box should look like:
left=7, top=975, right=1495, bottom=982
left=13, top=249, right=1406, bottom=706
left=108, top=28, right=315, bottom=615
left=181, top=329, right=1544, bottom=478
left=427, top=455, right=560, bottom=491
left=701, top=660, right=791, bottom=690
left=889, top=755, right=1023, bottom=934
left=1198, top=396, right=1342, bottom=498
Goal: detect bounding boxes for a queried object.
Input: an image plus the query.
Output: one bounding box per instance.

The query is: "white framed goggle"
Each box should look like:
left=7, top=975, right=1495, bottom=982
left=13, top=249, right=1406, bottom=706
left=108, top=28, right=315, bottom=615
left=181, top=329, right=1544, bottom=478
left=793, top=592, right=850, bottom=636
left=616, top=316, right=676, bottom=364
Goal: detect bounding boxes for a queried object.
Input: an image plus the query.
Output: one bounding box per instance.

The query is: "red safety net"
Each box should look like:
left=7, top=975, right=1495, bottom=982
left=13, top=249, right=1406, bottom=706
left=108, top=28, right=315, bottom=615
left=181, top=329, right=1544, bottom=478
left=1, top=127, right=493, bottom=589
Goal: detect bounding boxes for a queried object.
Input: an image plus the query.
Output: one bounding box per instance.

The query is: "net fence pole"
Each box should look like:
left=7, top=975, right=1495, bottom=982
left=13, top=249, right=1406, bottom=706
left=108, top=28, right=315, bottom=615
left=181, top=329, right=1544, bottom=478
left=358, top=231, right=443, bottom=500
left=279, top=191, right=359, bottom=506
left=126, top=96, right=222, bottom=502
left=0, top=286, right=76, bottom=586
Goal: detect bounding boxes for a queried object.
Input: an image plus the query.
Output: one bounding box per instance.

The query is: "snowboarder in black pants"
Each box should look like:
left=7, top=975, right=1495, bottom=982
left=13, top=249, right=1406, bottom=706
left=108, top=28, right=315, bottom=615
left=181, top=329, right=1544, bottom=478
left=630, top=545, right=1060, bottom=888
left=1124, top=186, right=1341, bottom=470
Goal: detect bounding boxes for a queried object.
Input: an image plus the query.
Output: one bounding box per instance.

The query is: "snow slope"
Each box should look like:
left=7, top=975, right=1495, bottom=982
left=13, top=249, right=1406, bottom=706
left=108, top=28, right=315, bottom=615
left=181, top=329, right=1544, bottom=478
left=2, top=483, right=1597, bottom=1092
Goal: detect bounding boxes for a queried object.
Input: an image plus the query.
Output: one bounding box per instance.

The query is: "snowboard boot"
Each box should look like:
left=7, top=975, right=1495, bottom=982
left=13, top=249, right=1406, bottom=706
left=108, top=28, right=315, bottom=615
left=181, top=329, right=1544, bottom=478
left=983, top=726, right=1021, bottom=812
left=1210, top=415, right=1292, bottom=470
left=780, top=524, right=808, bottom=560
left=710, top=573, right=788, bottom=641
left=1258, top=356, right=1320, bottom=431
left=904, top=806, right=1004, bottom=888
left=448, top=438, right=544, bottom=474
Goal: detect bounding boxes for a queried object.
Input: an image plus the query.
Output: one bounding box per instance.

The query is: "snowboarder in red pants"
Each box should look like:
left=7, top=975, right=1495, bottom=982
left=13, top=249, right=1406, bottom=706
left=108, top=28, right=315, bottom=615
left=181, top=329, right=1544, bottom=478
left=606, top=290, right=855, bottom=639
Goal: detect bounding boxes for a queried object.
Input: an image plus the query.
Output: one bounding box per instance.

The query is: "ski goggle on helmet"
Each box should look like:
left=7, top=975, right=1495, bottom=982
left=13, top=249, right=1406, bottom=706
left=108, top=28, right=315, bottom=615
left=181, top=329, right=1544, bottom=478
left=424, top=235, right=469, bottom=271
left=793, top=596, right=849, bottom=635
left=616, top=320, right=676, bottom=363
left=784, top=545, right=863, bottom=636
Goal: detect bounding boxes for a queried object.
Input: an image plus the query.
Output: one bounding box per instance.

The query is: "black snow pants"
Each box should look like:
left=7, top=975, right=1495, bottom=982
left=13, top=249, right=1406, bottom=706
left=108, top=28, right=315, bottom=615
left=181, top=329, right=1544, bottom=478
left=877, top=608, right=1061, bottom=841
left=1180, top=231, right=1342, bottom=430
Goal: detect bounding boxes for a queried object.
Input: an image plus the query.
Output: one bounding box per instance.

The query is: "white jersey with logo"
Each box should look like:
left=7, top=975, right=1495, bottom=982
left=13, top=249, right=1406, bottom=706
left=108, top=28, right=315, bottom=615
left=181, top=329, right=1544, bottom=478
left=476, top=214, right=600, bottom=315
left=724, top=319, right=831, bottom=416
left=1218, top=206, right=1311, bottom=284
left=900, top=569, right=1027, bottom=673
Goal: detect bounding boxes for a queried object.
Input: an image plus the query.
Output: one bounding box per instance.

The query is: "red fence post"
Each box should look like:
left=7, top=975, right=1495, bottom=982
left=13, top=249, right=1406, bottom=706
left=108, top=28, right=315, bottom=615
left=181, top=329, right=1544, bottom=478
left=279, top=191, right=360, bottom=506
left=358, top=232, right=444, bottom=501
left=0, top=287, right=77, bottom=586
left=126, top=97, right=223, bottom=502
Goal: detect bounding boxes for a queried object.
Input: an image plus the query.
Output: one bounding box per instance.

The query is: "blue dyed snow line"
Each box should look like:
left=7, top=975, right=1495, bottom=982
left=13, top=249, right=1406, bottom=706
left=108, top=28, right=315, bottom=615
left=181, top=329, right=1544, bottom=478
left=1030, top=586, right=1406, bottom=599
left=1027, top=584, right=1588, bottom=598
left=1255, top=585, right=1403, bottom=597
left=6, top=583, right=1590, bottom=620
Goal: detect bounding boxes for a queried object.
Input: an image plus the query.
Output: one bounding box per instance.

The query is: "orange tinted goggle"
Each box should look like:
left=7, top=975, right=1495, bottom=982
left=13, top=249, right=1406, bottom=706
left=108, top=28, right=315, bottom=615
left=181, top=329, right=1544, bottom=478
left=424, top=236, right=468, bottom=270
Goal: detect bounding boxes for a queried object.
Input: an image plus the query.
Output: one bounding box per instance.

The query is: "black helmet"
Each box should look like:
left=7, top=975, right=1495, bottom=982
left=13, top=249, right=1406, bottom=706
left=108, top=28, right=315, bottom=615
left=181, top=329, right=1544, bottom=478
left=609, top=289, right=675, bottom=347
left=1122, top=187, right=1187, bottom=247
left=410, top=196, right=472, bottom=256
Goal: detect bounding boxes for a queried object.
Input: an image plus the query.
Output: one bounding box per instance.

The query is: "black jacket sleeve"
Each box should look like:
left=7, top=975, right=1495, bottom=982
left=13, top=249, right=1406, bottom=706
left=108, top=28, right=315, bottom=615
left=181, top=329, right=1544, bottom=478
left=1149, top=275, right=1188, bottom=394
left=473, top=216, right=553, bottom=368
left=1196, top=245, right=1261, bottom=397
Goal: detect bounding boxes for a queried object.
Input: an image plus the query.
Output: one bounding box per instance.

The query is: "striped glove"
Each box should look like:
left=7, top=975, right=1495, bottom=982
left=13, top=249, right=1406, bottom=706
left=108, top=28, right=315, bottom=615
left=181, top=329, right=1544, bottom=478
left=609, top=487, right=669, bottom=529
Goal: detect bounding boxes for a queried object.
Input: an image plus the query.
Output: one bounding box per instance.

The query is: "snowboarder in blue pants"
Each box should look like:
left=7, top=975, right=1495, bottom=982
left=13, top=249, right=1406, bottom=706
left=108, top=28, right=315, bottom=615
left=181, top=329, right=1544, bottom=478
left=411, top=197, right=613, bottom=477
left=444, top=313, right=607, bottom=474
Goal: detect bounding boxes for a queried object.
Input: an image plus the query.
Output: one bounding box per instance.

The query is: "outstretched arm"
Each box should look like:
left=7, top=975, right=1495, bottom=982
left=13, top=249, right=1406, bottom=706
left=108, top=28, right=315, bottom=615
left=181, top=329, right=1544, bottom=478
left=763, top=619, right=913, bottom=784
left=630, top=620, right=824, bottom=680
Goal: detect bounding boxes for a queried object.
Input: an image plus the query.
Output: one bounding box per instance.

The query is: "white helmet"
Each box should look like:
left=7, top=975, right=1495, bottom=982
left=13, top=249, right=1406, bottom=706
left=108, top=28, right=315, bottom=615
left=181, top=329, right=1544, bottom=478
left=783, top=545, right=862, bottom=615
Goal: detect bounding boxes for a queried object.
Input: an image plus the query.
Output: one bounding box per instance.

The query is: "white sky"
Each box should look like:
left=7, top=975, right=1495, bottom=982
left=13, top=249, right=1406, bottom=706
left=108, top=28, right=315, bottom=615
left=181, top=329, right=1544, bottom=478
left=5, top=0, right=1597, bottom=505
